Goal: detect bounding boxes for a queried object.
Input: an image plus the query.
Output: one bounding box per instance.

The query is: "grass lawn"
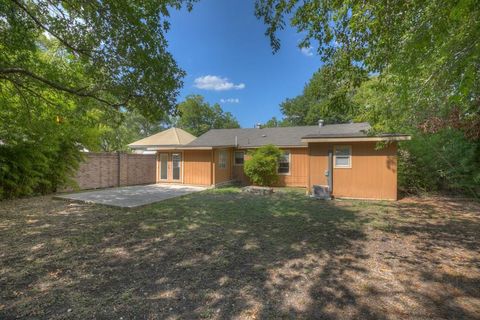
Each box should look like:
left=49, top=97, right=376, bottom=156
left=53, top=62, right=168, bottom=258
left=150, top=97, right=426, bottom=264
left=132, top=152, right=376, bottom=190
left=1, top=187, right=479, bottom=319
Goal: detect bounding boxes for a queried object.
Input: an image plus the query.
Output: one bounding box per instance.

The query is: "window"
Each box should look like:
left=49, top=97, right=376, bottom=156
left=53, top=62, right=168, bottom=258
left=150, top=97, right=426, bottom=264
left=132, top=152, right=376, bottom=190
left=219, top=150, right=227, bottom=169
left=334, top=145, right=352, bottom=168
left=234, top=151, right=244, bottom=166
left=278, top=151, right=290, bottom=174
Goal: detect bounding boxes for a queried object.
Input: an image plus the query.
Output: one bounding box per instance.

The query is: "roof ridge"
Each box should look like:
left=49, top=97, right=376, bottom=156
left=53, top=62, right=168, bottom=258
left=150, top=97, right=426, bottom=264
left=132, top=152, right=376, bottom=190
left=172, top=127, right=180, bottom=144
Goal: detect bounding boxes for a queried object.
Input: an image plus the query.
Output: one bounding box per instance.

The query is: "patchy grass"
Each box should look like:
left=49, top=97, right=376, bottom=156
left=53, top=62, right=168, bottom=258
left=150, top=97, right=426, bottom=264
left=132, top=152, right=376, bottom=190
left=0, top=187, right=479, bottom=319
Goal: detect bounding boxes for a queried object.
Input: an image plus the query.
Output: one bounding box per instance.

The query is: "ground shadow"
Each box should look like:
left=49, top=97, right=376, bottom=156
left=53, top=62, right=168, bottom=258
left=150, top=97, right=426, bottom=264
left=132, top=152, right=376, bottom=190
left=0, top=190, right=479, bottom=319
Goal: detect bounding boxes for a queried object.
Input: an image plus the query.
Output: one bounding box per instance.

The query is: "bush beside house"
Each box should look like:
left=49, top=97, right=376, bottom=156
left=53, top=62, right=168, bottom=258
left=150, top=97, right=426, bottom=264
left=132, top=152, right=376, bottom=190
left=243, top=144, right=283, bottom=187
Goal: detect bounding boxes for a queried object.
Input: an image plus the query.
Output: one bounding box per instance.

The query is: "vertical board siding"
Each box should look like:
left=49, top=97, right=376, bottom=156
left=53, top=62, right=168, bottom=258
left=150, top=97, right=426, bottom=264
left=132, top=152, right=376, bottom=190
left=309, top=144, right=329, bottom=188
left=234, top=148, right=308, bottom=187
left=332, top=142, right=397, bottom=200
left=275, top=148, right=309, bottom=187
left=183, top=150, right=212, bottom=186
left=309, top=142, right=398, bottom=200
left=214, top=148, right=233, bottom=184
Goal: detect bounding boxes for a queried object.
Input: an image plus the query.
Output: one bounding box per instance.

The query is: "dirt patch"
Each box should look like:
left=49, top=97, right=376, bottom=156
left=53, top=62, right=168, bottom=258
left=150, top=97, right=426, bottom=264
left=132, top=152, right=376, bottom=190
left=1, top=189, right=479, bottom=319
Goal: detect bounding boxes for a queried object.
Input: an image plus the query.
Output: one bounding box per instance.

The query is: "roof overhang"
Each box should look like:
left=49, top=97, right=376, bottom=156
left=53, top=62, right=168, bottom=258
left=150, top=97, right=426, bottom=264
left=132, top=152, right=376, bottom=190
left=236, top=145, right=308, bottom=149
left=301, top=135, right=411, bottom=143
left=145, top=146, right=214, bottom=151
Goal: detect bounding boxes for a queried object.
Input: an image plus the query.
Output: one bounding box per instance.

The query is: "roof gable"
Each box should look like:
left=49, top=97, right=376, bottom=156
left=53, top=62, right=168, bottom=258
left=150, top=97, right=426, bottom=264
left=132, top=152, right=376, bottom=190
left=128, top=127, right=197, bottom=148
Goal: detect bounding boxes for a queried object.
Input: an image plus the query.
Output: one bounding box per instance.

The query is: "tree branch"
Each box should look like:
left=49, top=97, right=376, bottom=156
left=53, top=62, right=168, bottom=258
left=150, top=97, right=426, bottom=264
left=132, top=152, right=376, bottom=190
left=0, top=67, right=127, bottom=107
left=11, top=0, right=91, bottom=57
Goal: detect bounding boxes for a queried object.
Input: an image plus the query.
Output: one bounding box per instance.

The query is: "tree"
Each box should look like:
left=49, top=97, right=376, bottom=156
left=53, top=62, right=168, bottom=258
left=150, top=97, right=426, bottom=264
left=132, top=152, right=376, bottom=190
left=1, top=0, right=196, bottom=120
left=99, top=110, right=166, bottom=152
left=244, top=145, right=283, bottom=186
left=262, top=117, right=281, bottom=128
left=273, top=64, right=365, bottom=126
left=175, top=95, right=240, bottom=136
left=256, top=0, right=480, bottom=197
left=255, top=0, right=480, bottom=125
left=0, top=42, right=104, bottom=198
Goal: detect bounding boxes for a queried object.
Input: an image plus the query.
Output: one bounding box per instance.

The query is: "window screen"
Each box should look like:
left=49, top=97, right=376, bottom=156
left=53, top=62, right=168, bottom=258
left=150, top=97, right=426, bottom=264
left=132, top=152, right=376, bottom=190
left=234, top=151, right=244, bottom=165
left=334, top=146, right=351, bottom=168
left=278, top=151, right=290, bottom=174
left=219, top=150, right=227, bottom=169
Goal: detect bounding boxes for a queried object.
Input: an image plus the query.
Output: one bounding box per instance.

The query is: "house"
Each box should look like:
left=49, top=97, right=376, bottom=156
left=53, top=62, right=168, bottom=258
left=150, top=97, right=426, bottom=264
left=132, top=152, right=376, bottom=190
left=128, top=122, right=411, bottom=200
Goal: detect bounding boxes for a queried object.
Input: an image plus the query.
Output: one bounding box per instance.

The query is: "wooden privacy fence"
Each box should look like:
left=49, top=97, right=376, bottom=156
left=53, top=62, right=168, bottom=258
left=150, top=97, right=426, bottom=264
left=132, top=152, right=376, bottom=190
left=71, top=152, right=156, bottom=190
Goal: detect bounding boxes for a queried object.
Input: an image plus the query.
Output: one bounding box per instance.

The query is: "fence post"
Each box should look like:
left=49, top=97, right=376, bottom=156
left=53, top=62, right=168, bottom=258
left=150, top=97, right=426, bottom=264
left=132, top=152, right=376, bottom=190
left=118, top=152, right=128, bottom=187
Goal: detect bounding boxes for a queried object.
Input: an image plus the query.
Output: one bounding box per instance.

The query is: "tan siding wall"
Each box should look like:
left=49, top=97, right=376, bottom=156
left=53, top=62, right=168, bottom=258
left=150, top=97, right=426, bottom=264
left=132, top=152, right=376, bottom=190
left=275, top=148, right=309, bottom=187
left=214, top=148, right=233, bottom=184
left=309, top=144, right=329, bottom=187
left=234, top=148, right=308, bottom=187
left=309, top=142, right=398, bottom=200
left=183, top=150, right=212, bottom=186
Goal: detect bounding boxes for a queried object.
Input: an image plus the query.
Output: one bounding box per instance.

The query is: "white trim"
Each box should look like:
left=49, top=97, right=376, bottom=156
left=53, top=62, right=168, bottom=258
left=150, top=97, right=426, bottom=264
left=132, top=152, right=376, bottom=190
left=158, top=152, right=169, bottom=181
left=333, top=145, right=352, bottom=169
left=234, top=150, right=245, bottom=166
left=302, top=136, right=411, bottom=143
left=278, top=150, right=291, bottom=175
left=171, top=152, right=183, bottom=182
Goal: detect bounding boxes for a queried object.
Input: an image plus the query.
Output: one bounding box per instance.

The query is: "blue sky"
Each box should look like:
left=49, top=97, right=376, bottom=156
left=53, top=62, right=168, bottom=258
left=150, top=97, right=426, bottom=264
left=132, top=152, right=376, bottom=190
left=166, top=0, right=322, bottom=128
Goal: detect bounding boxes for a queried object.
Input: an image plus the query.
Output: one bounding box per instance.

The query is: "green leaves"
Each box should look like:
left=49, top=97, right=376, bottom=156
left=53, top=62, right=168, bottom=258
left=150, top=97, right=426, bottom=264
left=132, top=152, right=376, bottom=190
left=1, top=0, right=197, bottom=119
left=244, top=145, right=283, bottom=186
left=175, top=95, right=240, bottom=137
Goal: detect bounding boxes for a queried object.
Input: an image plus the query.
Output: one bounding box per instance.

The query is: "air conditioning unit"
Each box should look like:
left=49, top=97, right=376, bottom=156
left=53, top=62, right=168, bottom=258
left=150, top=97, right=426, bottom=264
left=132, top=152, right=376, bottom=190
left=311, top=185, right=331, bottom=200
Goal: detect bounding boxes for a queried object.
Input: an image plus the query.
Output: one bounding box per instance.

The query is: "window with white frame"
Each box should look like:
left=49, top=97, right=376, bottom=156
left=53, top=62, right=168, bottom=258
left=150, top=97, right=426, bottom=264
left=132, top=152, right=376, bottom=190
left=334, top=145, right=352, bottom=168
left=219, top=150, right=227, bottom=169
left=278, top=151, right=290, bottom=174
left=234, top=151, right=244, bottom=165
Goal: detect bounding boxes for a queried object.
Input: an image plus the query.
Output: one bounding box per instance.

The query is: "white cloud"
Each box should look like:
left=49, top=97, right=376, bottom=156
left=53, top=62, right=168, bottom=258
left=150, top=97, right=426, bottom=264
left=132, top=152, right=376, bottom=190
left=300, top=46, right=314, bottom=57
left=194, top=75, right=245, bottom=91
left=220, top=98, right=240, bottom=104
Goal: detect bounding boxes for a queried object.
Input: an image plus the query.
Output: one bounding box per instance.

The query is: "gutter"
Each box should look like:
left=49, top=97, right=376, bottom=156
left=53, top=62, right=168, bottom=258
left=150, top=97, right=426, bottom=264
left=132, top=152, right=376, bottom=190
left=301, top=135, right=412, bottom=143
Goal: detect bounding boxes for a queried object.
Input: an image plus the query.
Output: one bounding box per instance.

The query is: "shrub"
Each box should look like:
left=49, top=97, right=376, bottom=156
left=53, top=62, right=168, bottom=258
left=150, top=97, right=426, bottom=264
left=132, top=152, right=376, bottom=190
left=0, top=140, right=83, bottom=199
left=244, top=144, right=283, bottom=186
left=398, top=129, right=480, bottom=197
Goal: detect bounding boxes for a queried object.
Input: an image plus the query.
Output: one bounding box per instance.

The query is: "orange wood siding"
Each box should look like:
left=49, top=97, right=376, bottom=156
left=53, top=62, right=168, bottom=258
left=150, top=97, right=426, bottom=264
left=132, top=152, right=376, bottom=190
left=234, top=148, right=308, bottom=187
left=183, top=150, right=212, bottom=186
left=214, top=148, right=233, bottom=184
left=309, top=144, right=329, bottom=187
left=275, top=148, right=309, bottom=187
left=309, top=142, right=398, bottom=200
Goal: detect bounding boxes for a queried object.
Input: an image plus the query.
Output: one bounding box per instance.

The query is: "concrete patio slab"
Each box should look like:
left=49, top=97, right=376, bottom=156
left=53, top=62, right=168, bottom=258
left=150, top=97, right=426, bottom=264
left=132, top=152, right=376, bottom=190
left=56, top=184, right=207, bottom=208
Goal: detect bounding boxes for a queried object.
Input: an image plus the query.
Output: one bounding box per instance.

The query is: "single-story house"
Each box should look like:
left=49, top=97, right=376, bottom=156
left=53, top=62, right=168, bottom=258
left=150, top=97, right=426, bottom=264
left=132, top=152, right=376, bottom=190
left=129, top=122, right=411, bottom=200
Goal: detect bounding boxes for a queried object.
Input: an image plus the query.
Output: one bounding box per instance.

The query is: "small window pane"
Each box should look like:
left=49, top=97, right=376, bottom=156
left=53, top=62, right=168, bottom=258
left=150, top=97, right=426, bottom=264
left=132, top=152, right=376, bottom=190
left=234, top=151, right=244, bottom=165
left=172, top=153, right=181, bottom=180
left=334, top=145, right=351, bottom=168
left=335, top=146, right=350, bottom=156
left=278, top=151, right=290, bottom=174
left=219, top=150, right=227, bottom=169
left=335, top=156, right=350, bottom=167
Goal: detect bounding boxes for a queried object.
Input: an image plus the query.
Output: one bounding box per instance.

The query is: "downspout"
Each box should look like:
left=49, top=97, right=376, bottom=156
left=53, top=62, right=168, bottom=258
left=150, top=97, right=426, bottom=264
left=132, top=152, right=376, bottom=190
left=327, top=149, right=333, bottom=195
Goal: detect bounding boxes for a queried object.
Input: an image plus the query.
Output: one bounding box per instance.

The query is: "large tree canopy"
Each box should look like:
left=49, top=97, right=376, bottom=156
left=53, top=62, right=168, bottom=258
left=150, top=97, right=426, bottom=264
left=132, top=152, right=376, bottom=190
left=0, top=0, right=196, bottom=120
left=255, top=0, right=480, bottom=121
left=175, top=95, right=240, bottom=137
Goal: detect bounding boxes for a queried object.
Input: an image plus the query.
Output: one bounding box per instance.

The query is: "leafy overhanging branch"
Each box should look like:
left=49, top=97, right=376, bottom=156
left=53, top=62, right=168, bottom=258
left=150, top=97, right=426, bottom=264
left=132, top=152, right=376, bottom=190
left=0, top=67, right=132, bottom=107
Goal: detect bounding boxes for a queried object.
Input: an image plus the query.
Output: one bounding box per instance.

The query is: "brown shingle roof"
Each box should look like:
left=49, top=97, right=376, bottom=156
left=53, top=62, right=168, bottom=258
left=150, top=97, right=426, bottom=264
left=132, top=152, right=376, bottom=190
left=186, top=122, right=372, bottom=148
